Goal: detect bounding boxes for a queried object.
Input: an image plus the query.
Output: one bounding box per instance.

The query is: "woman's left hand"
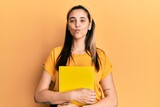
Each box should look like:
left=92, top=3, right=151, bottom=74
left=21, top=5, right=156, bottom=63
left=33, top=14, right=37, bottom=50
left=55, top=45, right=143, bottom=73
left=57, top=103, right=79, bottom=107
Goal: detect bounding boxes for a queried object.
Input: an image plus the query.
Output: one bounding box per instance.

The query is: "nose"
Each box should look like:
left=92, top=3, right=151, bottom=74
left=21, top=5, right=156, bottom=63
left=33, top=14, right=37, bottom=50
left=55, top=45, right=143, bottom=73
left=75, top=20, right=80, bottom=28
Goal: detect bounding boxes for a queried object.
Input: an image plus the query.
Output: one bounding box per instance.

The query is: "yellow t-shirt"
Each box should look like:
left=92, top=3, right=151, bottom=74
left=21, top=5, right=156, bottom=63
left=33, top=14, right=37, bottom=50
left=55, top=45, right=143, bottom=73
left=44, top=46, right=112, bottom=101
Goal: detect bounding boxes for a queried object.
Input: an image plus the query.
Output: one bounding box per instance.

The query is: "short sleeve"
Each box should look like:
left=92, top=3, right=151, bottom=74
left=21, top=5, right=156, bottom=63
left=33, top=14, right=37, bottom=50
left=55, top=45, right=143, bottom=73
left=98, top=50, right=112, bottom=81
left=43, top=49, right=56, bottom=78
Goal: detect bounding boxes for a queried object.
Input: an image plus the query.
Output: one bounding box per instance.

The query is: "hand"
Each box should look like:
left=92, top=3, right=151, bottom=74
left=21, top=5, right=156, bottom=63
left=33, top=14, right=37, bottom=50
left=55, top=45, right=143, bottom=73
left=70, top=88, right=96, bottom=105
left=57, top=103, right=79, bottom=107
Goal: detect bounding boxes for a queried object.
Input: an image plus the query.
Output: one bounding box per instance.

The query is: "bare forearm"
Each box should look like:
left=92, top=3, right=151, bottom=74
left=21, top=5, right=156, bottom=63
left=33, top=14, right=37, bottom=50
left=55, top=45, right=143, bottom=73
left=83, top=96, right=118, bottom=107
left=35, top=89, right=72, bottom=104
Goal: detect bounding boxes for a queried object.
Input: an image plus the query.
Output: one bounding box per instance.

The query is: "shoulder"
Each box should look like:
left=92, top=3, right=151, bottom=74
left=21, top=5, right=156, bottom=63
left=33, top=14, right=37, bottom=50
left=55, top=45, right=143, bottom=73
left=49, top=46, right=63, bottom=58
left=96, top=48, right=111, bottom=65
left=50, top=46, right=62, bottom=53
left=53, top=46, right=62, bottom=52
left=96, top=48, right=106, bottom=58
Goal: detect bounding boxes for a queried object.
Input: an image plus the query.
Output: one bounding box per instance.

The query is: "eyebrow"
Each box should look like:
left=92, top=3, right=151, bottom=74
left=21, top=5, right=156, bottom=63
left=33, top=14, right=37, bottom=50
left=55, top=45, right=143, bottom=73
left=69, top=17, right=87, bottom=20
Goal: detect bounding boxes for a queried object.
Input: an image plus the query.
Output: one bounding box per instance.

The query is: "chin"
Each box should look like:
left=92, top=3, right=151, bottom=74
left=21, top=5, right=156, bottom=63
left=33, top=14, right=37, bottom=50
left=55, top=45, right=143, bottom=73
left=73, top=34, right=86, bottom=40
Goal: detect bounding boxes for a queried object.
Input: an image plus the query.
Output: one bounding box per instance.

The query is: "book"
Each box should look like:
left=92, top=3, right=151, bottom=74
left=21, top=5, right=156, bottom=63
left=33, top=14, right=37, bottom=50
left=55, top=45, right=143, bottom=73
left=59, top=66, right=94, bottom=106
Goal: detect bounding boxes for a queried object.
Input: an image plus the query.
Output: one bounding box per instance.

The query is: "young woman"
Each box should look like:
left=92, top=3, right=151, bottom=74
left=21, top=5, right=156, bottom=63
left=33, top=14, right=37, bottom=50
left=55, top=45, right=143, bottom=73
left=34, top=5, right=118, bottom=107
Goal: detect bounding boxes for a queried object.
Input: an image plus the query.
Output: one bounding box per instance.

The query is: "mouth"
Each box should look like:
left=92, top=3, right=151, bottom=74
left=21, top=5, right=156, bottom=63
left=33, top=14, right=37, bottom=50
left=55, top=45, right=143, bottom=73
left=75, top=29, right=80, bottom=32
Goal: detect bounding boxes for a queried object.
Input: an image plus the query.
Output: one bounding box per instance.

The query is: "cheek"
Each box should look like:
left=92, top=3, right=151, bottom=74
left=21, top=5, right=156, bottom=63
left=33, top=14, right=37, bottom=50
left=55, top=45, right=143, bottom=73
left=68, top=25, right=73, bottom=31
left=82, top=27, right=89, bottom=34
left=68, top=27, right=74, bottom=35
left=83, top=28, right=88, bottom=33
left=68, top=24, right=75, bottom=30
left=83, top=24, right=90, bottom=30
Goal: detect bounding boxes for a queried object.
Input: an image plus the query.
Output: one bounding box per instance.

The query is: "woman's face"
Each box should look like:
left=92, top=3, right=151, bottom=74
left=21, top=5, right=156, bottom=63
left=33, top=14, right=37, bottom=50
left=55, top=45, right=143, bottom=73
left=68, top=9, right=91, bottom=40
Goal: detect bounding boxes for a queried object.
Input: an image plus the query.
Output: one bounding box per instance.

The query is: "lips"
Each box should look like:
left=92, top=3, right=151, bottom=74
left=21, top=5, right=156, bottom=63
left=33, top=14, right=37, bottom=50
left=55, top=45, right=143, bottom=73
left=75, top=29, right=80, bottom=32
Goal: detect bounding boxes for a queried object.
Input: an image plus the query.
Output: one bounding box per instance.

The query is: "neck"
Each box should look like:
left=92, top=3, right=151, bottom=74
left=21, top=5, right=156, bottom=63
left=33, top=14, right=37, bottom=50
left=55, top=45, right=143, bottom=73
left=72, top=38, right=85, bottom=54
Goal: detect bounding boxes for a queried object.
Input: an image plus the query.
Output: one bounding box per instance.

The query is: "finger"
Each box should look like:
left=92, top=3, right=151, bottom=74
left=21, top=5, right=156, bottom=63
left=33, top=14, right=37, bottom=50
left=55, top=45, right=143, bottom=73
left=87, top=96, right=96, bottom=104
left=88, top=91, right=96, bottom=97
left=57, top=105, right=62, bottom=107
left=91, top=92, right=96, bottom=96
left=91, top=96, right=96, bottom=100
left=83, top=97, right=95, bottom=104
left=86, top=99, right=95, bottom=104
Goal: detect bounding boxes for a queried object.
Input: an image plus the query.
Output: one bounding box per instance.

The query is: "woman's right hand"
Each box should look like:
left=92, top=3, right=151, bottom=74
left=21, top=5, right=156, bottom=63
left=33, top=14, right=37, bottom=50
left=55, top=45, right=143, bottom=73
left=70, top=88, right=96, bottom=104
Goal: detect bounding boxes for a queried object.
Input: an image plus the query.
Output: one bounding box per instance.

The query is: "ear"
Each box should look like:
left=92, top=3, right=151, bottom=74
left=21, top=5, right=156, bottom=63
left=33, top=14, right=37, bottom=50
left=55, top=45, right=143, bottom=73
left=88, top=22, right=92, bottom=30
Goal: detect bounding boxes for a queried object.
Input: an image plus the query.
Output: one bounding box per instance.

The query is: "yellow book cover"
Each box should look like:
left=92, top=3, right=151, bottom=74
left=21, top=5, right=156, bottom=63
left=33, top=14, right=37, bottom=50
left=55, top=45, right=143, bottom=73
left=59, top=66, right=94, bottom=106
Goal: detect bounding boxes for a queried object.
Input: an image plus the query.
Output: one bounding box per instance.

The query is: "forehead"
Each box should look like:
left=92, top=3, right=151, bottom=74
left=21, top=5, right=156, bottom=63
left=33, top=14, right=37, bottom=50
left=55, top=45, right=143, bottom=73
left=68, top=9, right=88, bottom=18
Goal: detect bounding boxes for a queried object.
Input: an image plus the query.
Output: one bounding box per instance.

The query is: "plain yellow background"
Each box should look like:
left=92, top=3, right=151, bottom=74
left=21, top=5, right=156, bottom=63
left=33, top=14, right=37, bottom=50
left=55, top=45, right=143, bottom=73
left=0, top=0, right=160, bottom=107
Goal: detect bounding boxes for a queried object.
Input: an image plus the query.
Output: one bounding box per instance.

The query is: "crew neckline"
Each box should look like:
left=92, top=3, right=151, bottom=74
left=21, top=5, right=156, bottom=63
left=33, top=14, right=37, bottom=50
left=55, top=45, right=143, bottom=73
left=71, top=52, right=87, bottom=56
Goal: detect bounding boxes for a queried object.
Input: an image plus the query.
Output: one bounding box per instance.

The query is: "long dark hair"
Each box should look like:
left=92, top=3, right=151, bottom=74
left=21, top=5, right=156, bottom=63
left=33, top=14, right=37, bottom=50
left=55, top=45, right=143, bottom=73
left=55, top=5, right=101, bottom=71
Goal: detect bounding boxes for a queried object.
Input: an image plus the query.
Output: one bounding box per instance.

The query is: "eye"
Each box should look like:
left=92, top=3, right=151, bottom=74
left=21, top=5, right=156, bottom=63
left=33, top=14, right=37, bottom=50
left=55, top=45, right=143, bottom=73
left=69, top=20, right=75, bottom=23
left=80, top=19, right=85, bottom=23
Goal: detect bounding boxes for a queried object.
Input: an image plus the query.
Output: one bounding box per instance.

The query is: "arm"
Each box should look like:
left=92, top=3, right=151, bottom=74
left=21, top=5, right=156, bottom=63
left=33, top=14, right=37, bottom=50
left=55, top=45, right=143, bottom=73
left=34, top=70, right=72, bottom=104
left=83, top=73, right=118, bottom=107
left=34, top=70, right=96, bottom=105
